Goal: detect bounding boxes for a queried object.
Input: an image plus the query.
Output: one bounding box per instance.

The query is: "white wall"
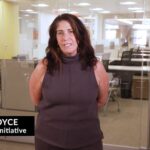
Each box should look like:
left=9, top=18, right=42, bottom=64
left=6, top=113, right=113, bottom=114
left=36, top=13, right=56, bottom=59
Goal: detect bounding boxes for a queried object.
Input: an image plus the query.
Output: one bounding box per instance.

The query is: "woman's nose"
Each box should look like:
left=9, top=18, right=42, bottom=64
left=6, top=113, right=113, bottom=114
left=62, top=32, right=69, bottom=40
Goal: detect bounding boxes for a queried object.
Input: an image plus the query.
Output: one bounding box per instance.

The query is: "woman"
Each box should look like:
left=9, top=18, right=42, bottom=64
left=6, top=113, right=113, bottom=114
left=29, top=13, right=109, bottom=150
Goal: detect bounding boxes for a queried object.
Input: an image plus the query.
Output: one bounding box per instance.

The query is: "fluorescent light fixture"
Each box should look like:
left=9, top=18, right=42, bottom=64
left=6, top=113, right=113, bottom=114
left=11, top=0, right=17, bottom=1
left=113, top=18, right=150, bottom=25
left=115, top=18, right=150, bottom=22
left=57, top=8, right=68, bottom=12
left=105, top=24, right=119, bottom=29
left=24, top=14, right=29, bottom=17
left=77, top=2, right=91, bottom=6
left=90, top=8, right=103, bottom=11
left=84, top=16, right=95, bottom=19
left=20, top=9, right=38, bottom=14
left=69, top=11, right=79, bottom=14
left=133, top=10, right=144, bottom=13
left=100, top=11, right=110, bottom=14
left=133, top=24, right=150, bottom=29
left=25, top=9, right=33, bottom=12
left=32, top=3, right=49, bottom=7
left=128, top=7, right=143, bottom=10
left=120, top=1, right=136, bottom=5
left=117, top=19, right=133, bottom=25
left=20, top=10, right=29, bottom=12
left=29, top=11, right=38, bottom=14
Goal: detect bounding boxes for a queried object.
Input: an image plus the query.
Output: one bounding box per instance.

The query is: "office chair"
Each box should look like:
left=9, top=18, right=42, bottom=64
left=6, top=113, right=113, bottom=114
left=102, top=59, right=109, bottom=72
left=103, top=73, right=120, bottom=115
left=121, top=50, right=132, bottom=65
left=120, top=50, right=133, bottom=98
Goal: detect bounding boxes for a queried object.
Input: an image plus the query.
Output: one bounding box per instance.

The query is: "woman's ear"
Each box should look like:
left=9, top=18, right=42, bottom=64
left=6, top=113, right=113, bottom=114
left=43, top=58, right=48, bottom=66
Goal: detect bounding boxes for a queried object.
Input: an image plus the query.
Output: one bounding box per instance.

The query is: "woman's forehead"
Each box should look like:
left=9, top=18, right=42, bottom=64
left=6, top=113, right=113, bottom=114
left=56, top=20, right=73, bottom=30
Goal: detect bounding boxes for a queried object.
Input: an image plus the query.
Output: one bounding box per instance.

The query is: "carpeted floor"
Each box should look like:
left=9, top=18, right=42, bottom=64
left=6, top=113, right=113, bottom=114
left=99, top=98, right=148, bottom=148
left=0, top=98, right=149, bottom=149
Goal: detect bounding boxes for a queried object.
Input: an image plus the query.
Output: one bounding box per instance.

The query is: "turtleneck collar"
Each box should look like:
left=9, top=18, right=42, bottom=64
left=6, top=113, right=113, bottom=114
left=62, top=53, right=79, bottom=63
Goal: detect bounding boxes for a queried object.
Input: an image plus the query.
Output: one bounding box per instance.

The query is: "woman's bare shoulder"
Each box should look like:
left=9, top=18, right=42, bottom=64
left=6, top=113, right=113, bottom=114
left=94, top=60, right=108, bottom=81
left=94, top=60, right=105, bottom=73
left=36, top=58, right=47, bottom=70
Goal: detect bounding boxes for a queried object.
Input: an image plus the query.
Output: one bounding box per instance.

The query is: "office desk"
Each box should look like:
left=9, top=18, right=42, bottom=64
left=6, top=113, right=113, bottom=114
left=140, top=50, right=150, bottom=53
left=132, top=53, right=150, bottom=57
left=133, top=51, right=150, bottom=54
left=110, top=57, right=150, bottom=61
left=108, top=65, right=150, bottom=72
left=108, top=61, right=150, bottom=99
left=131, top=58, right=150, bottom=62
left=108, top=60, right=150, bottom=72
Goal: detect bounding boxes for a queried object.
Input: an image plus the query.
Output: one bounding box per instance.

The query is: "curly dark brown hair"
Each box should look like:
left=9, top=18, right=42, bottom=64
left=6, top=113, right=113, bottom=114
left=45, top=13, right=97, bottom=74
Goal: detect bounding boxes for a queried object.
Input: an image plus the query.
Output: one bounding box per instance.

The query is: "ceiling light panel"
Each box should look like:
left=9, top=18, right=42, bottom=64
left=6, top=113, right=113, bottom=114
left=25, top=9, right=33, bottom=12
left=120, top=1, right=136, bottom=5
left=90, top=8, right=103, bottom=11
left=16, top=0, right=146, bottom=17
left=117, top=19, right=133, bottom=25
left=133, top=10, right=144, bottom=13
left=128, top=7, right=143, bottom=10
left=69, top=11, right=79, bottom=14
left=100, top=11, right=110, bottom=14
left=75, top=2, right=91, bottom=6
left=57, top=8, right=68, bottom=12
left=32, top=3, right=49, bottom=7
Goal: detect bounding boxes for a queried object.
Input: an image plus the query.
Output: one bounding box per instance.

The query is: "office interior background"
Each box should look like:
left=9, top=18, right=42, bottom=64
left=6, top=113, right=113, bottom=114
left=0, top=0, right=150, bottom=150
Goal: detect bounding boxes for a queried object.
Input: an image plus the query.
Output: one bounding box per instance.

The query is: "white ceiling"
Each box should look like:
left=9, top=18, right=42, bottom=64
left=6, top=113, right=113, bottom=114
left=4, top=0, right=150, bottom=27
left=5, top=0, right=150, bottom=16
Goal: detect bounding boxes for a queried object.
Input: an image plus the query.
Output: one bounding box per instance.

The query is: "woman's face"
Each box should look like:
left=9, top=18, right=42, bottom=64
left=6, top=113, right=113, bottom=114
left=56, top=20, right=78, bottom=56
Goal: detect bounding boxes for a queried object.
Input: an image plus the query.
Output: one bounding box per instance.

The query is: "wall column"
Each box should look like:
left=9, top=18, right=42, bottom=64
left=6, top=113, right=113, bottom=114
left=0, top=0, right=19, bottom=59
left=96, top=14, right=104, bottom=44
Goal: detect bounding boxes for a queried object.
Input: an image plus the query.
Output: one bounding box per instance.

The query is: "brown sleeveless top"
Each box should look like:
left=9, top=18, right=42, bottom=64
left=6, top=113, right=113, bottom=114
left=35, top=54, right=103, bottom=148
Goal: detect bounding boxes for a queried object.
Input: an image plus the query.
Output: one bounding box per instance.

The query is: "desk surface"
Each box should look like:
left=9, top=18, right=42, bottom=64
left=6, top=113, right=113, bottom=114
left=108, top=65, right=150, bottom=72
left=110, top=58, right=150, bottom=62
left=131, top=58, right=150, bottom=62
left=132, top=53, right=150, bottom=56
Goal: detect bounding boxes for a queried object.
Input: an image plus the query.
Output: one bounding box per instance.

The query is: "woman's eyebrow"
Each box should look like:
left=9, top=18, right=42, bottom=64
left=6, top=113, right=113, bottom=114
left=57, top=28, right=72, bottom=31
left=56, top=29, right=63, bottom=31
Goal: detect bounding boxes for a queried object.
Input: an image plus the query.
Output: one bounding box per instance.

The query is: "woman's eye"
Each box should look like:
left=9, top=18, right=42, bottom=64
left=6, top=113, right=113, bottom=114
left=69, top=30, right=74, bottom=33
left=57, top=31, right=63, bottom=35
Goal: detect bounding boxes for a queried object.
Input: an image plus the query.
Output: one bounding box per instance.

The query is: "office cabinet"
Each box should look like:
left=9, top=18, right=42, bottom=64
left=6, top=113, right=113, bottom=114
left=132, top=75, right=149, bottom=99
left=121, top=81, right=131, bottom=98
left=1, top=60, right=35, bottom=111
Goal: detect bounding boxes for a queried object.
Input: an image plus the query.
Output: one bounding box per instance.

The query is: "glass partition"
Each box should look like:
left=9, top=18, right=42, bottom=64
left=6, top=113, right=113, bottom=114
left=0, top=0, right=150, bottom=149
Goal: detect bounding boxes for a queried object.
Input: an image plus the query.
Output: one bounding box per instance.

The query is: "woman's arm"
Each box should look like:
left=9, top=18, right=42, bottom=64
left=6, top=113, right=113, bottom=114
left=94, top=61, right=109, bottom=108
left=29, top=59, right=47, bottom=106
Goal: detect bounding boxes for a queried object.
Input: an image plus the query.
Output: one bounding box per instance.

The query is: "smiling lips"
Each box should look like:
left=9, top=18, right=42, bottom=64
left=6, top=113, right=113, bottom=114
left=64, top=43, right=72, bottom=48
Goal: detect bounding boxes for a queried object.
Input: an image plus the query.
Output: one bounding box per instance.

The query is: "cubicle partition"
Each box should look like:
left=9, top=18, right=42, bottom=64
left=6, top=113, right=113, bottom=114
left=0, top=59, right=36, bottom=143
left=1, top=59, right=35, bottom=111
